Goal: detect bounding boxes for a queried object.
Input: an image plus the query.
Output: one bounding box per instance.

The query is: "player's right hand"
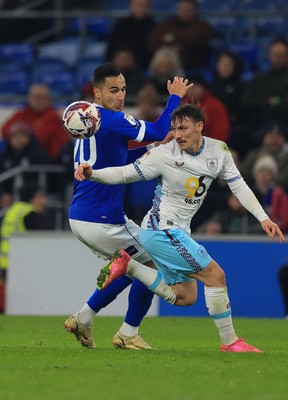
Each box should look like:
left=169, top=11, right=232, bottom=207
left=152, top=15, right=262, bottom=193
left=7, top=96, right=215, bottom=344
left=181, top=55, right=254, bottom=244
left=167, top=76, right=194, bottom=98
left=74, top=163, right=93, bottom=181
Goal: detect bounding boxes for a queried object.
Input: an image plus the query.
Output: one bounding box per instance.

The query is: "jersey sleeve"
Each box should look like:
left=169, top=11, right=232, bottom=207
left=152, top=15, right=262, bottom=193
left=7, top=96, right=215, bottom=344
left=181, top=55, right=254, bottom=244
left=132, top=146, right=164, bottom=180
left=89, top=146, right=164, bottom=184
left=110, top=95, right=181, bottom=142
left=218, top=147, right=242, bottom=184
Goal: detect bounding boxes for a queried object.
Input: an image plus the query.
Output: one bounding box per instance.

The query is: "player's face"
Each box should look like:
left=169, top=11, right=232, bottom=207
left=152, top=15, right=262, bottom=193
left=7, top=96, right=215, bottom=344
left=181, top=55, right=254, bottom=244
left=93, top=74, right=126, bottom=111
left=171, top=117, right=204, bottom=154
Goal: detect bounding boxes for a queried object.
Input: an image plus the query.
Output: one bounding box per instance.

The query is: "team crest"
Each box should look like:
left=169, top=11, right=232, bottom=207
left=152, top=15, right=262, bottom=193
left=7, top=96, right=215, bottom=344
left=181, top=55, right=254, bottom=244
left=124, top=113, right=137, bottom=126
left=206, top=158, right=218, bottom=172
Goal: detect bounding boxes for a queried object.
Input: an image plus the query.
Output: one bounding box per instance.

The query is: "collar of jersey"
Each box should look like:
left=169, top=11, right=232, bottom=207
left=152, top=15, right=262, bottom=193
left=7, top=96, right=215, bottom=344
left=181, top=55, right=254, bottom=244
left=190, top=137, right=205, bottom=156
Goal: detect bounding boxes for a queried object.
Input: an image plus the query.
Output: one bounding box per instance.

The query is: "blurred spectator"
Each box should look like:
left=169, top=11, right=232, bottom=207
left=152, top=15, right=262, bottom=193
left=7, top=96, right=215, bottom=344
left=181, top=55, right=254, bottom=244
left=197, top=192, right=263, bottom=235
left=209, top=50, right=245, bottom=126
left=0, top=183, right=54, bottom=313
left=251, top=155, right=279, bottom=216
left=112, top=48, right=147, bottom=101
left=1, top=83, right=68, bottom=161
left=105, top=0, right=155, bottom=69
left=0, top=122, right=52, bottom=202
left=147, top=46, right=185, bottom=100
left=147, top=0, right=212, bottom=70
left=135, top=83, right=161, bottom=122
left=240, top=37, right=288, bottom=131
left=181, top=76, right=230, bottom=142
left=278, top=264, right=288, bottom=318
left=81, top=82, right=94, bottom=103
left=270, top=185, right=288, bottom=234
left=128, top=83, right=161, bottom=150
left=240, top=122, right=288, bottom=192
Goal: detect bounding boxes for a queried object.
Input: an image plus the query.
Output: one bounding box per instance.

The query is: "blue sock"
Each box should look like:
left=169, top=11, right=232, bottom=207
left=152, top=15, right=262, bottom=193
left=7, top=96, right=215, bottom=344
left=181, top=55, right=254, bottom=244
left=124, top=279, right=154, bottom=327
left=87, top=275, right=132, bottom=312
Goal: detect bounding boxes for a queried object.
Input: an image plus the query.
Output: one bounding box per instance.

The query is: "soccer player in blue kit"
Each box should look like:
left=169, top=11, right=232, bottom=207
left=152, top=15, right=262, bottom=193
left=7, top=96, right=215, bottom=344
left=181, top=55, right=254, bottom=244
left=64, top=63, right=192, bottom=349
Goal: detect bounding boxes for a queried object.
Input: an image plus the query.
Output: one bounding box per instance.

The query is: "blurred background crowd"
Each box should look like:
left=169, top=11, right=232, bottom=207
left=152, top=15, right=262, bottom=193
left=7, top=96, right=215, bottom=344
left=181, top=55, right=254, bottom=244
left=0, top=0, right=288, bottom=236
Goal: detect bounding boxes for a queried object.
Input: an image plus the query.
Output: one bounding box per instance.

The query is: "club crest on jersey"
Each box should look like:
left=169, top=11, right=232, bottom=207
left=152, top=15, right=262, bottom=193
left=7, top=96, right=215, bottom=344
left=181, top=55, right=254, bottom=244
left=175, top=161, right=184, bottom=167
left=206, top=158, right=218, bottom=172
left=124, top=113, right=137, bottom=126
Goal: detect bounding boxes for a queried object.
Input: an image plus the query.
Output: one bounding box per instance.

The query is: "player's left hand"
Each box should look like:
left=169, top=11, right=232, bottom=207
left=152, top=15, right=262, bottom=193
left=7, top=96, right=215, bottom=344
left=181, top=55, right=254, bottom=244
left=74, top=163, right=93, bottom=181
left=261, top=219, right=285, bottom=243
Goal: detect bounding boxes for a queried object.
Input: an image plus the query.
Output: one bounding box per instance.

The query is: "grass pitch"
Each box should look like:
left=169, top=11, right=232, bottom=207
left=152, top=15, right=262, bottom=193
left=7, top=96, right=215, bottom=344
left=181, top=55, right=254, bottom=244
left=0, top=316, right=287, bottom=400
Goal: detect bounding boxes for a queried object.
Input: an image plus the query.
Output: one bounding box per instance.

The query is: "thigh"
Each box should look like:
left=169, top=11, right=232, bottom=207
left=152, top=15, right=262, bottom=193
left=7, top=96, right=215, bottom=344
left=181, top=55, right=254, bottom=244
left=139, top=228, right=212, bottom=284
left=69, top=218, right=151, bottom=263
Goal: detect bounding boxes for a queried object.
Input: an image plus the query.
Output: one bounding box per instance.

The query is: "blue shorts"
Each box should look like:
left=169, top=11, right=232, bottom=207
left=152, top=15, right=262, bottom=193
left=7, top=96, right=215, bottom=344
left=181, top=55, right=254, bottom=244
left=139, top=228, right=212, bottom=285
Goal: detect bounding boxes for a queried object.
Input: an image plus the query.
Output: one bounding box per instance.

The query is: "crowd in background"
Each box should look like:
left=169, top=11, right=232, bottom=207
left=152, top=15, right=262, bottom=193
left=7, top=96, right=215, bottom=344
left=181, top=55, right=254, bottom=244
left=0, top=0, right=288, bottom=236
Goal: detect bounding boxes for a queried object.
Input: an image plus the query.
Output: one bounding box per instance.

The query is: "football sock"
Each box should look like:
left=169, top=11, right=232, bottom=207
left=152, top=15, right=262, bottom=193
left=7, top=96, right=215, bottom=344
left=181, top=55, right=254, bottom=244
left=204, top=286, right=238, bottom=346
left=119, top=322, right=138, bottom=337
left=127, top=259, right=176, bottom=304
left=83, top=275, right=132, bottom=324
left=123, top=278, right=154, bottom=332
left=77, top=303, right=96, bottom=325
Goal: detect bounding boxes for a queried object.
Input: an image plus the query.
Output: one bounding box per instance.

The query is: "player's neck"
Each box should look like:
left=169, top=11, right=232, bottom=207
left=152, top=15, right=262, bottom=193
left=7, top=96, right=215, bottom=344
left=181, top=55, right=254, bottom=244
left=186, top=136, right=205, bottom=156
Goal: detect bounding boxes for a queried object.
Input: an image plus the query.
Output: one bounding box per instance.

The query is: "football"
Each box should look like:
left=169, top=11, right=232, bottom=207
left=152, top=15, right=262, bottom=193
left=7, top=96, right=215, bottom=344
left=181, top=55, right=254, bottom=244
left=62, top=101, right=101, bottom=139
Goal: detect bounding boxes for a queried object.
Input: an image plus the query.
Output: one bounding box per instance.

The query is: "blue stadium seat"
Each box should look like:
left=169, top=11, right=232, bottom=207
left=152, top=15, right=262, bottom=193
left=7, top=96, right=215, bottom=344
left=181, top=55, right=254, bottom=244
left=226, top=41, right=259, bottom=74
left=0, top=69, right=30, bottom=95
left=0, top=43, right=34, bottom=68
left=68, top=17, right=111, bottom=41
left=37, top=41, right=80, bottom=68
left=31, top=59, right=74, bottom=97
left=81, top=42, right=107, bottom=63
left=76, top=58, right=101, bottom=91
left=198, top=0, right=235, bottom=11
left=207, top=16, right=237, bottom=44
left=239, top=0, right=278, bottom=11
left=255, top=16, right=286, bottom=38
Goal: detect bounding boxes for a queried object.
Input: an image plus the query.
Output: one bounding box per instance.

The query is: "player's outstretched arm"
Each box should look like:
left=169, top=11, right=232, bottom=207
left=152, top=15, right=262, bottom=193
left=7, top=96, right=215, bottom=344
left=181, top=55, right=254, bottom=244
left=74, top=163, right=93, bottom=181
left=261, top=219, right=285, bottom=243
left=167, top=76, right=194, bottom=99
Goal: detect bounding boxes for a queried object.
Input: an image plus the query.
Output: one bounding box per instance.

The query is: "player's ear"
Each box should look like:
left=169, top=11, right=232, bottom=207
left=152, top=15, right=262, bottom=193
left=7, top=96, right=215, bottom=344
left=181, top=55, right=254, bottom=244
left=93, top=87, right=100, bottom=100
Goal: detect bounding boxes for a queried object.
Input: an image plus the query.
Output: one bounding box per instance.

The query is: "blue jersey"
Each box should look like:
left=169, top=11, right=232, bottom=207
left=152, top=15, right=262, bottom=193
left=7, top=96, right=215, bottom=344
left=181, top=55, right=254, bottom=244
left=69, top=94, right=181, bottom=224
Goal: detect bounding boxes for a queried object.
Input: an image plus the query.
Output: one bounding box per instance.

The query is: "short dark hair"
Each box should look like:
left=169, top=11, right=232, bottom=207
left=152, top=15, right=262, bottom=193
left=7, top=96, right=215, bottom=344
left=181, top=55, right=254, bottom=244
left=93, top=62, right=122, bottom=86
left=172, top=104, right=205, bottom=127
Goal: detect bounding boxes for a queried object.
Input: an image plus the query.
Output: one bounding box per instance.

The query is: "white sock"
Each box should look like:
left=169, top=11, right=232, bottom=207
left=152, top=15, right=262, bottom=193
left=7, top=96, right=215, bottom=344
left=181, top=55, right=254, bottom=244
left=77, top=303, right=97, bottom=326
left=204, top=286, right=238, bottom=346
left=119, top=322, right=138, bottom=337
left=127, top=259, right=176, bottom=304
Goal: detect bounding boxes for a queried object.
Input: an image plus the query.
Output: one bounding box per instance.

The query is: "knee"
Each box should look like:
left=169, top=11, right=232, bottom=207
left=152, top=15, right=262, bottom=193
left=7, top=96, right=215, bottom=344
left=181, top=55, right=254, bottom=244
left=175, top=292, right=197, bottom=306
left=205, top=261, right=226, bottom=287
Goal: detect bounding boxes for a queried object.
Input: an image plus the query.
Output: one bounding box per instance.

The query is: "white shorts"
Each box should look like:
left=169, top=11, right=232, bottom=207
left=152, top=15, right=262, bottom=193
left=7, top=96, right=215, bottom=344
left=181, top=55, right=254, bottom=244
left=69, top=216, right=151, bottom=264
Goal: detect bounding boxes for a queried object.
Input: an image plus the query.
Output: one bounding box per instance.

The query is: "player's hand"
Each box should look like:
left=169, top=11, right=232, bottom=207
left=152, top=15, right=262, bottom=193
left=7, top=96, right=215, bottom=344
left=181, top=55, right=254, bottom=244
left=154, top=130, right=174, bottom=147
left=167, top=76, right=194, bottom=98
left=74, top=163, right=93, bottom=181
left=261, top=219, right=285, bottom=243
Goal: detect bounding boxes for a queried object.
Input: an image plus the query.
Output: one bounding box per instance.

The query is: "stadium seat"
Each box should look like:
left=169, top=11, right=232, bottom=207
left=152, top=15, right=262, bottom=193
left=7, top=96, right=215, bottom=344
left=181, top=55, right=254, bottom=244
left=76, top=58, right=101, bottom=91
left=239, top=0, right=278, bottom=11
left=68, top=17, right=111, bottom=41
left=198, top=0, right=235, bottom=11
left=31, top=59, right=75, bottom=97
left=207, top=16, right=237, bottom=44
left=226, top=41, right=259, bottom=73
left=0, top=68, right=30, bottom=95
left=81, top=42, right=107, bottom=63
left=255, top=16, right=286, bottom=38
left=37, top=41, right=80, bottom=68
left=0, top=43, right=34, bottom=68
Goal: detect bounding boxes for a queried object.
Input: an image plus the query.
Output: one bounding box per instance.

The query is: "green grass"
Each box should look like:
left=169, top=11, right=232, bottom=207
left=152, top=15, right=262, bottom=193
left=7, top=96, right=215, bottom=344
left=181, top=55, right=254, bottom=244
left=0, top=316, right=287, bottom=400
